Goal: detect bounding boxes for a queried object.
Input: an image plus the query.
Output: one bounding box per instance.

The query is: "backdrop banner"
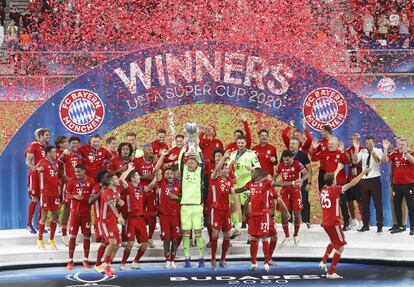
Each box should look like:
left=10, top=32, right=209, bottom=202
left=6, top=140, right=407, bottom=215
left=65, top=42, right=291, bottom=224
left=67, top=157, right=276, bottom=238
left=0, top=42, right=394, bottom=229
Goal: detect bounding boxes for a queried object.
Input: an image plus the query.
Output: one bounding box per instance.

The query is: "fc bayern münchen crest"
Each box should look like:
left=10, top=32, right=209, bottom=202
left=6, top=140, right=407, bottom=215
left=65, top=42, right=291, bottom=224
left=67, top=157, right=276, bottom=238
left=303, top=87, right=347, bottom=131
left=59, top=90, right=105, bottom=135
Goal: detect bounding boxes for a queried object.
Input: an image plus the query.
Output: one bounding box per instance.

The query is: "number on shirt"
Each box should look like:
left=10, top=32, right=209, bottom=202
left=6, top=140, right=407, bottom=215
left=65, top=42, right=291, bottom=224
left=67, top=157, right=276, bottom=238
left=320, top=193, right=331, bottom=208
left=261, top=222, right=268, bottom=230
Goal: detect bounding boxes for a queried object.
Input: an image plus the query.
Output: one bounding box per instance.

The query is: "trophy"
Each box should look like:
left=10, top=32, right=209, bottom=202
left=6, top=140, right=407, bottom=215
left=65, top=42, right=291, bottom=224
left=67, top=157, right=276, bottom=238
left=184, top=123, right=199, bottom=156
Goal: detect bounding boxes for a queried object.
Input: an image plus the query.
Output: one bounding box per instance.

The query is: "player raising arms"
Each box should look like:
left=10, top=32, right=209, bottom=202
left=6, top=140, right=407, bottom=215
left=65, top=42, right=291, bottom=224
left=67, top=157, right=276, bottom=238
left=99, top=172, right=126, bottom=276
left=119, top=163, right=157, bottom=271
left=319, top=165, right=369, bottom=279
left=237, top=168, right=289, bottom=272
left=78, top=134, right=112, bottom=180
left=36, top=145, right=59, bottom=250
left=65, top=164, right=95, bottom=270
left=281, top=119, right=312, bottom=155
left=25, top=128, right=50, bottom=234
left=154, top=150, right=182, bottom=269
left=273, top=150, right=309, bottom=245
left=209, top=151, right=239, bottom=270
left=225, top=112, right=252, bottom=152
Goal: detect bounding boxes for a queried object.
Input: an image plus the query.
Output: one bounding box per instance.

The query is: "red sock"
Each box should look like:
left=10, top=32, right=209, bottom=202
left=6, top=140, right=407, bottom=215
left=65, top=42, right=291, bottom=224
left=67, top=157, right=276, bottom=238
left=148, top=217, right=156, bottom=239
left=211, top=238, right=218, bottom=261
left=170, top=252, right=176, bottom=261
left=328, top=251, right=342, bottom=275
left=121, top=247, right=131, bottom=264
left=50, top=221, right=57, bottom=240
left=69, top=236, right=76, bottom=260
left=250, top=240, right=258, bottom=264
left=38, top=208, right=42, bottom=225
left=269, top=239, right=277, bottom=259
left=322, top=243, right=334, bottom=264
left=165, top=251, right=171, bottom=261
left=38, top=223, right=45, bottom=240
left=207, top=225, right=212, bottom=242
left=61, top=224, right=67, bottom=236
left=104, top=255, right=112, bottom=264
left=262, top=240, right=270, bottom=264
left=96, top=243, right=106, bottom=266
left=221, top=238, right=230, bottom=262
left=134, top=247, right=146, bottom=263
left=83, top=237, right=91, bottom=259
left=121, top=225, right=127, bottom=242
left=282, top=222, right=289, bottom=237
left=27, top=201, right=37, bottom=225
left=294, top=222, right=301, bottom=237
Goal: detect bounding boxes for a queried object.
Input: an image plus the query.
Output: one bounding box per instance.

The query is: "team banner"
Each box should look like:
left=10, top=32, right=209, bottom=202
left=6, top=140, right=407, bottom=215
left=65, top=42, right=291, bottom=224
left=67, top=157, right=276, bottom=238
left=0, top=42, right=394, bottom=229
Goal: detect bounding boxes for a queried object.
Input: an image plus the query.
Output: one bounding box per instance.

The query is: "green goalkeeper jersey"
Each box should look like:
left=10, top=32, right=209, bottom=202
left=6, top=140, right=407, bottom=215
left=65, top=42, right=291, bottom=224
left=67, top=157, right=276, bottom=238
left=229, top=149, right=261, bottom=189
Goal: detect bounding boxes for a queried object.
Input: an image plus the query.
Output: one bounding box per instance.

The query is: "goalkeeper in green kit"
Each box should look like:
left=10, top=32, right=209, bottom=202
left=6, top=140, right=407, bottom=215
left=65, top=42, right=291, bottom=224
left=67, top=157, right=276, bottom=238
left=178, top=126, right=206, bottom=268
left=229, top=134, right=261, bottom=239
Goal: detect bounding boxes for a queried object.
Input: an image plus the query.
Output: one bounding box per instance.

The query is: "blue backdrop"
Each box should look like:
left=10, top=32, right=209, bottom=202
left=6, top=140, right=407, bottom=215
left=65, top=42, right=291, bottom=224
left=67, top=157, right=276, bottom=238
left=0, top=42, right=395, bottom=229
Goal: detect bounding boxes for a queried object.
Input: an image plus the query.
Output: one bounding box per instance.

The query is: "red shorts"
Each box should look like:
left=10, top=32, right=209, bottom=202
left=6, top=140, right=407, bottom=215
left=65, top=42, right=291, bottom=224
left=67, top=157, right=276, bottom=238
left=144, top=192, right=156, bottom=216
left=100, top=221, right=120, bottom=244
left=269, top=216, right=277, bottom=237
left=278, top=187, right=303, bottom=212
left=41, top=194, right=60, bottom=211
left=69, top=214, right=91, bottom=235
left=248, top=213, right=270, bottom=238
left=28, top=171, right=40, bottom=198
left=126, top=216, right=148, bottom=243
left=210, top=208, right=232, bottom=233
left=323, top=223, right=347, bottom=250
left=159, top=213, right=181, bottom=240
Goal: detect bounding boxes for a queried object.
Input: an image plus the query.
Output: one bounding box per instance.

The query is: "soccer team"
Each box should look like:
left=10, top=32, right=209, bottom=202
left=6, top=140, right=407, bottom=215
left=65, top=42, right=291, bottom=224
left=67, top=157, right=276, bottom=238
left=24, top=114, right=414, bottom=279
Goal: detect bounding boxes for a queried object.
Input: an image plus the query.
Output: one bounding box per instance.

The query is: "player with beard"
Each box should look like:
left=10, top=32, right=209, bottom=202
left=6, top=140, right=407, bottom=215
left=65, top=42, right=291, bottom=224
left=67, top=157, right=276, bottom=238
left=99, top=172, right=126, bottom=276
left=59, top=136, right=84, bottom=245
left=152, top=128, right=169, bottom=159
left=65, top=164, right=94, bottom=270
left=154, top=150, right=182, bottom=269
left=253, top=129, right=278, bottom=176
left=36, top=145, right=59, bottom=250
left=133, top=143, right=157, bottom=248
left=225, top=112, right=252, bottom=152
left=273, top=150, right=309, bottom=245
left=319, top=165, right=369, bottom=279
left=208, top=150, right=239, bottom=270
left=25, top=128, right=50, bottom=234
left=281, top=119, right=312, bottom=155
left=78, top=134, right=112, bottom=180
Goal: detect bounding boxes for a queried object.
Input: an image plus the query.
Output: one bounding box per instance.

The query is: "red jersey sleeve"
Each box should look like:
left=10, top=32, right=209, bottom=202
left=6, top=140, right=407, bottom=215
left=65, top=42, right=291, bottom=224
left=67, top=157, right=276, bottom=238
left=243, top=121, right=252, bottom=149
left=281, top=126, right=291, bottom=149
left=302, top=128, right=312, bottom=152
left=340, top=152, right=350, bottom=164
left=102, top=189, right=114, bottom=204
left=388, top=151, right=397, bottom=162
left=65, top=178, right=75, bottom=199
left=275, top=163, right=283, bottom=175
left=244, top=180, right=252, bottom=190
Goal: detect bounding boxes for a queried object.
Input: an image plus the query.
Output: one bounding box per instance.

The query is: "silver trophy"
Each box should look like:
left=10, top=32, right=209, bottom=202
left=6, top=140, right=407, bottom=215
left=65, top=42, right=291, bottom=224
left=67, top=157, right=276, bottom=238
left=184, top=123, right=199, bottom=156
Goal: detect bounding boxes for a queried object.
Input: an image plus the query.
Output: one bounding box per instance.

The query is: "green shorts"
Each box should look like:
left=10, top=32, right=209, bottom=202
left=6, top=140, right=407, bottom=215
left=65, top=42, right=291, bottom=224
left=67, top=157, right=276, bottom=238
left=180, top=205, right=204, bottom=231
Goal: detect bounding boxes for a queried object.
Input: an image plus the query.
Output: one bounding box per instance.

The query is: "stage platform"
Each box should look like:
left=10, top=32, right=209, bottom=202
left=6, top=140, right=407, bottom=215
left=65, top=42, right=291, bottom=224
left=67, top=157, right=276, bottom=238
left=1, top=224, right=413, bottom=269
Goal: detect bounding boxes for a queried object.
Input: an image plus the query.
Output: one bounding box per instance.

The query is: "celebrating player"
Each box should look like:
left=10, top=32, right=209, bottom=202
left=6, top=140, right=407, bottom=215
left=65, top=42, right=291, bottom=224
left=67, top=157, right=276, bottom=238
left=78, top=134, right=112, bottom=180
left=252, top=129, right=278, bottom=176
left=99, top=172, right=126, bottom=276
left=106, top=137, right=119, bottom=158
left=319, top=165, right=369, bottom=279
left=281, top=119, right=312, bottom=155
left=25, top=128, right=50, bottom=234
left=312, top=124, right=333, bottom=191
left=165, top=134, right=185, bottom=168
left=273, top=150, right=309, bottom=244
left=65, top=164, right=94, bottom=270
left=209, top=151, right=238, bottom=270
left=36, top=145, right=59, bottom=250
left=152, top=128, right=169, bottom=159
left=225, top=112, right=252, bottom=152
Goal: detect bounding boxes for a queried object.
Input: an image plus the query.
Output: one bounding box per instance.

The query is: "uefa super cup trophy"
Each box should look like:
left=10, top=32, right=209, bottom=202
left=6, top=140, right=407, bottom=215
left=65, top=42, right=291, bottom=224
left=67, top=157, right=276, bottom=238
left=184, top=123, right=199, bottom=155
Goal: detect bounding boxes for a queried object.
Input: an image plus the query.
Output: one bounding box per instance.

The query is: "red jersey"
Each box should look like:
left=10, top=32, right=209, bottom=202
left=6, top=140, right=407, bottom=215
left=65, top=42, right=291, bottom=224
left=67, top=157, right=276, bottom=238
left=157, top=179, right=181, bottom=216
left=315, top=150, right=349, bottom=185
left=66, top=176, right=94, bottom=216
left=320, top=185, right=342, bottom=226
left=27, top=141, right=46, bottom=166
left=38, top=158, right=59, bottom=196
left=91, top=184, right=103, bottom=222
left=60, top=151, right=84, bottom=179
left=100, top=187, right=122, bottom=223
left=208, top=176, right=233, bottom=211
left=312, top=139, right=329, bottom=170
left=125, top=182, right=146, bottom=217
left=151, top=140, right=169, bottom=158
left=268, top=187, right=279, bottom=209
left=275, top=160, right=305, bottom=182
left=345, top=146, right=362, bottom=181
left=133, top=156, right=155, bottom=185
left=199, top=133, right=224, bottom=175
left=108, top=156, right=130, bottom=174
left=225, top=121, right=252, bottom=152
left=252, top=143, right=278, bottom=175
left=78, top=145, right=112, bottom=178
left=281, top=126, right=312, bottom=155
left=388, top=151, right=414, bottom=185
left=165, top=146, right=181, bottom=167
left=245, top=178, right=273, bottom=216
